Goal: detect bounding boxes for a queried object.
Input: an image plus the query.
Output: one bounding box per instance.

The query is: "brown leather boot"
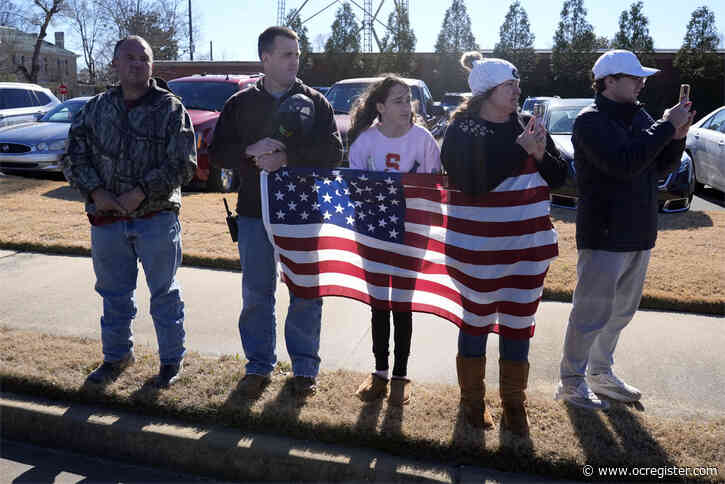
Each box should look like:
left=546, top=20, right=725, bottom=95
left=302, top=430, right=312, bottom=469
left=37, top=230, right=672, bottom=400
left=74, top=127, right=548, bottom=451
left=456, top=355, right=494, bottom=429
left=499, top=359, right=530, bottom=437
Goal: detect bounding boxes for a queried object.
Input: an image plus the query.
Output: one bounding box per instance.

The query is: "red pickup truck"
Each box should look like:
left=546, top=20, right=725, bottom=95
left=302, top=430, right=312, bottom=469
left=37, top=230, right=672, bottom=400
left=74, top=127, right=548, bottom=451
left=168, top=74, right=261, bottom=192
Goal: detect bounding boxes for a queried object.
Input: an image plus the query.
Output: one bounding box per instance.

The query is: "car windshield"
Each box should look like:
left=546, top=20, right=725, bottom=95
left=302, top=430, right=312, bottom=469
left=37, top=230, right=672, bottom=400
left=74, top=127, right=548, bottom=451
left=546, top=106, right=588, bottom=134
left=325, top=83, right=370, bottom=114
left=167, top=81, right=240, bottom=112
left=39, top=100, right=87, bottom=123
left=442, top=95, right=465, bottom=107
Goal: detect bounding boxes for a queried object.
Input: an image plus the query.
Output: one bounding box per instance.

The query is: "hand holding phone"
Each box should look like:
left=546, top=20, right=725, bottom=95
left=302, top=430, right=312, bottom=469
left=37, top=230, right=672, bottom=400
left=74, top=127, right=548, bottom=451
left=679, top=84, right=691, bottom=104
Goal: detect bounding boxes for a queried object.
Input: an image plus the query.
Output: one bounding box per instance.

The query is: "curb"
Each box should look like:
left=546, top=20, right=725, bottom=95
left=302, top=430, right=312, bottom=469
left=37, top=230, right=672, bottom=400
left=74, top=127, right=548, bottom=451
left=0, top=392, right=562, bottom=483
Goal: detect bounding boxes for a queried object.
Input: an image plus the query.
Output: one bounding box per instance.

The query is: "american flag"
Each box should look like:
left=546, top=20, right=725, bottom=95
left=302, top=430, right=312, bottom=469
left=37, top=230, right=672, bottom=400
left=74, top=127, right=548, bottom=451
left=261, top=160, right=557, bottom=338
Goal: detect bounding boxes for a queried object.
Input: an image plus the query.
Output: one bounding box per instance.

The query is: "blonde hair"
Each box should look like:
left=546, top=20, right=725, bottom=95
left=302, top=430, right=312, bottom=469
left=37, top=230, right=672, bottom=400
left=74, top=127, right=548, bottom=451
left=348, top=74, right=414, bottom=145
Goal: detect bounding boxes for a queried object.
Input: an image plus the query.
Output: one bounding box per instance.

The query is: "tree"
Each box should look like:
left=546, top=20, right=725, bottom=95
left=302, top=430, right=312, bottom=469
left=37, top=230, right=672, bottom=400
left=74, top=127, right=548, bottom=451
left=17, top=0, right=66, bottom=83
left=378, top=2, right=417, bottom=75
left=123, top=10, right=178, bottom=60
left=674, top=6, right=721, bottom=82
left=551, top=0, right=598, bottom=97
left=611, top=1, right=654, bottom=65
left=324, top=2, right=360, bottom=54
left=492, top=1, right=536, bottom=75
left=63, top=0, right=105, bottom=83
left=434, top=0, right=478, bottom=54
left=284, top=8, right=312, bottom=76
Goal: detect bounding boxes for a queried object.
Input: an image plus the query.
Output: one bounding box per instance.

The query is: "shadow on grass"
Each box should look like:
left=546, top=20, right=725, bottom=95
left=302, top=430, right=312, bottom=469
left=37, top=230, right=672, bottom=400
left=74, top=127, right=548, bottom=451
left=0, top=172, right=63, bottom=196
left=566, top=401, right=675, bottom=470
left=552, top=204, right=716, bottom=230
left=41, top=184, right=83, bottom=202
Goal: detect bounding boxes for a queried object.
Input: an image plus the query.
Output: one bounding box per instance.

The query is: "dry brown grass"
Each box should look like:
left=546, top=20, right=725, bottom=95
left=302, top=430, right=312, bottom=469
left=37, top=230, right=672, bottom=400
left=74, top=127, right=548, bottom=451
left=1, top=326, right=723, bottom=483
left=0, top=175, right=723, bottom=314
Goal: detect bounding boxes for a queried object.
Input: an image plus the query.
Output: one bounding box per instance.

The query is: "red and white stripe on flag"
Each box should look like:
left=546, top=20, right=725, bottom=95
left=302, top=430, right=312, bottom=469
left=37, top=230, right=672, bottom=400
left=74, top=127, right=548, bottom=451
left=261, top=158, right=557, bottom=339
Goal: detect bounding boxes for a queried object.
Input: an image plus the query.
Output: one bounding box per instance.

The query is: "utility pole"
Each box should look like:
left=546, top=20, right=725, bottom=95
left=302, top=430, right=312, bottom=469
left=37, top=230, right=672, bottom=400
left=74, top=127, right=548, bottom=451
left=210, top=40, right=213, bottom=61
left=188, top=0, right=194, bottom=60
left=277, top=0, right=286, bottom=26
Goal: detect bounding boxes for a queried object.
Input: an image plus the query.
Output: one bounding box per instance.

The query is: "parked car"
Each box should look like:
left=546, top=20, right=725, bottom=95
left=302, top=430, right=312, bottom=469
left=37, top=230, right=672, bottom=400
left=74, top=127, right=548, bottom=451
left=324, top=77, right=438, bottom=161
left=545, top=98, right=694, bottom=212
left=0, top=96, right=89, bottom=175
left=686, top=105, right=725, bottom=194
left=311, top=86, right=330, bottom=96
left=439, top=91, right=471, bottom=113
left=521, top=96, right=558, bottom=116
left=167, top=73, right=262, bottom=192
left=0, top=82, right=60, bottom=128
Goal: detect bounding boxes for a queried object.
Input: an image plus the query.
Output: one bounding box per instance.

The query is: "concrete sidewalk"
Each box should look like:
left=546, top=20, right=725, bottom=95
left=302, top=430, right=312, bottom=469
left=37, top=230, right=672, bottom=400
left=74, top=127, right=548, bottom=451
left=1, top=249, right=722, bottom=419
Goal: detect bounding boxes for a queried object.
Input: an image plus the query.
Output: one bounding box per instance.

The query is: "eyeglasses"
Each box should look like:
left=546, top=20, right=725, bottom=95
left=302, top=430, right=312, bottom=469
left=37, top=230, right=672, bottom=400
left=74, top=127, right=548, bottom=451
left=614, top=74, right=646, bottom=85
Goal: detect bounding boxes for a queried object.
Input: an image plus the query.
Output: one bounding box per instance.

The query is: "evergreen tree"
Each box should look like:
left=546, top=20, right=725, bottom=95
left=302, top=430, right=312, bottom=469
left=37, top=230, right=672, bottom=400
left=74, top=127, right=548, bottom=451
left=324, top=2, right=361, bottom=54
left=674, top=6, right=721, bottom=82
left=124, top=11, right=179, bottom=60
left=611, top=1, right=654, bottom=65
left=379, top=2, right=417, bottom=75
left=492, top=1, right=536, bottom=75
left=284, top=9, right=312, bottom=76
left=551, top=0, right=598, bottom=97
left=434, top=0, right=478, bottom=54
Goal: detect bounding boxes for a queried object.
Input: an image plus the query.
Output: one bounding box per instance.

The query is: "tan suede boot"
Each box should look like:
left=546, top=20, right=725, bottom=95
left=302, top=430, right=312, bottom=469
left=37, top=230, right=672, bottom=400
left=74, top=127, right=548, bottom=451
left=456, top=355, right=494, bottom=429
left=355, top=373, right=389, bottom=402
left=499, top=359, right=530, bottom=437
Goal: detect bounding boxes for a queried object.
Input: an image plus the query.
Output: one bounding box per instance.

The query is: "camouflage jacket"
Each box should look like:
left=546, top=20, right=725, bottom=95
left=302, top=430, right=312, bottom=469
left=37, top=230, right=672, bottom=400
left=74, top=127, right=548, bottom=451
left=63, top=79, right=197, bottom=217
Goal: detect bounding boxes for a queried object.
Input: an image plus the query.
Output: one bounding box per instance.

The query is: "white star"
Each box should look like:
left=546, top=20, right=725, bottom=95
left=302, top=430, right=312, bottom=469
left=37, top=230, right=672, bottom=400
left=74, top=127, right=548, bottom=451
left=376, top=193, right=386, bottom=201
left=323, top=210, right=332, bottom=220
left=387, top=186, right=398, bottom=195
left=300, top=211, right=309, bottom=220
left=323, top=177, right=332, bottom=185
left=391, top=199, right=400, bottom=205
left=311, top=170, right=319, bottom=178
left=350, top=181, right=358, bottom=187
left=357, top=211, right=366, bottom=220
left=346, top=216, right=355, bottom=225
left=347, top=201, right=355, bottom=208
left=335, top=189, right=341, bottom=196
left=367, top=224, right=375, bottom=231
left=276, top=210, right=285, bottom=220
left=358, top=174, right=369, bottom=181
left=343, top=188, right=350, bottom=195
left=322, top=193, right=333, bottom=203
left=335, top=174, right=343, bottom=182
left=354, top=201, right=363, bottom=207
left=355, top=187, right=363, bottom=194
left=297, top=176, right=307, bottom=182
left=364, top=186, right=373, bottom=192
left=365, top=199, right=373, bottom=203
left=299, top=193, right=309, bottom=202
left=288, top=201, right=297, bottom=211
left=378, top=204, right=388, bottom=213
left=389, top=229, right=399, bottom=238
left=384, top=176, right=394, bottom=184
left=389, top=215, right=399, bottom=223
left=378, top=218, right=387, bottom=227
left=275, top=174, right=283, bottom=182
left=311, top=202, right=321, bottom=211
left=275, top=191, right=284, bottom=200
left=287, top=182, right=296, bottom=192
left=311, top=184, right=321, bottom=193
left=335, top=203, right=344, bottom=213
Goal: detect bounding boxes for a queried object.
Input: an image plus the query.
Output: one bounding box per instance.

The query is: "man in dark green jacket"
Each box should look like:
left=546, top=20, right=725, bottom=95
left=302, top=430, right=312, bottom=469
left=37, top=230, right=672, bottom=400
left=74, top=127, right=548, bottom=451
left=555, top=50, right=694, bottom=410
left=64, top=36, right=197, bottom=388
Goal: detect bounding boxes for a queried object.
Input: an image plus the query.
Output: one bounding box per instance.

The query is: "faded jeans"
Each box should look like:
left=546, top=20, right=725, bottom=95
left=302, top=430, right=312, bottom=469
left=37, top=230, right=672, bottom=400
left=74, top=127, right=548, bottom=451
left=237, top=216, right=322, bottom=378
left=91, top=211, right=185, bottom=365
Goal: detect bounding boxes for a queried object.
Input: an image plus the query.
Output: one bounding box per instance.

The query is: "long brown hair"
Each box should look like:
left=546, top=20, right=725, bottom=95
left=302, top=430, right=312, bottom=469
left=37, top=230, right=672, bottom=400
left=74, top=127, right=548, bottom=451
left=451, top=51, right=495, bottom=122
left=348, top=74, right=413, bottom=145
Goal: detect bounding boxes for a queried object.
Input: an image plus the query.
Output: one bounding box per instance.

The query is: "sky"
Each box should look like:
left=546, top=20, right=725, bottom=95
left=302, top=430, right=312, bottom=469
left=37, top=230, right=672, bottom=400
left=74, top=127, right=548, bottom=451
left=50, top=0, right=725, bottom=62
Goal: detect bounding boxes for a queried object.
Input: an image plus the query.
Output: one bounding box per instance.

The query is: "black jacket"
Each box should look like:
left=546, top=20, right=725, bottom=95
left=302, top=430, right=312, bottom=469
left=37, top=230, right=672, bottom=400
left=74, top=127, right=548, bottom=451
left=441, top=112, right=568, bottom=195
left=209, top=78, right=343, bottom=217
left=573, top=94, right=684, bottom=251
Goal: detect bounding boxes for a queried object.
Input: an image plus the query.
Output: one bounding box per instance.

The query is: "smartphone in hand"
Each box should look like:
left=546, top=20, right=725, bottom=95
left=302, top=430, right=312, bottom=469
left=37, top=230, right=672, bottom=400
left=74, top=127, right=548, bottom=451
left=679, top=84, right=691, bottom=104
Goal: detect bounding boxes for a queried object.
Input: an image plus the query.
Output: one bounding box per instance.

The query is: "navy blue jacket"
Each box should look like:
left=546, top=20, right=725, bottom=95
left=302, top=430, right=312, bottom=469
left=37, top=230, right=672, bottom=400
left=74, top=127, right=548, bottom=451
left=573, top=94, right=685, bottom=251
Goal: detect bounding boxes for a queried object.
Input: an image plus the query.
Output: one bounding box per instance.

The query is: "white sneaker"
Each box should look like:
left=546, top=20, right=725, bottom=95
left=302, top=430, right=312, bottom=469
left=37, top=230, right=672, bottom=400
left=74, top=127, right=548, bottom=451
left=588, top=373, right=641, bottom=402
left=555, top=381, right=610, bottom=410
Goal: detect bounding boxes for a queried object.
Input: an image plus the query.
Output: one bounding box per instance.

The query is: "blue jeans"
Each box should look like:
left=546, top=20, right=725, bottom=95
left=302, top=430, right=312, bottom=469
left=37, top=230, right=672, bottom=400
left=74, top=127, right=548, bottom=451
left=91, top=211, right=185, bottom=365
left=237, top=216, right=322, bottom=378
left=458, top=329, right=530, bottom=361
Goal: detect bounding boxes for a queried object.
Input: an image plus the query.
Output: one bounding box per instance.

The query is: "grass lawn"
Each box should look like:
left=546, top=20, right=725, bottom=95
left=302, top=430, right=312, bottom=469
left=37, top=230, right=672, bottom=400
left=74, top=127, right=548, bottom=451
left=0, top=174, right=722, bottom=314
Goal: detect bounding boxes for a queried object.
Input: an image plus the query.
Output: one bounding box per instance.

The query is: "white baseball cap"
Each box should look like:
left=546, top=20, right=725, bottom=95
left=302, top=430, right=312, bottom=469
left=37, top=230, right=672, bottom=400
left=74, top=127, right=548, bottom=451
left=592, top=49, right=659, bottom=80
left=468, top=58, right=520, bottom=95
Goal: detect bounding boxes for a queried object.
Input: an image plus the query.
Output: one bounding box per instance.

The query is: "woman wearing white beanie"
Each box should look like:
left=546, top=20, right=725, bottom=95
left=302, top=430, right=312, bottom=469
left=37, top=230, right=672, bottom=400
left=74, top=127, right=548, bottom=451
left=441, top=52, right=568, bottom=438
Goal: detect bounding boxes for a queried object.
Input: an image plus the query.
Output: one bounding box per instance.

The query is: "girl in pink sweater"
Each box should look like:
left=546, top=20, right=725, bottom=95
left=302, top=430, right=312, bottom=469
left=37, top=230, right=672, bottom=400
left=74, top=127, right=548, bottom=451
left=348, top=75, right=441, bottom=406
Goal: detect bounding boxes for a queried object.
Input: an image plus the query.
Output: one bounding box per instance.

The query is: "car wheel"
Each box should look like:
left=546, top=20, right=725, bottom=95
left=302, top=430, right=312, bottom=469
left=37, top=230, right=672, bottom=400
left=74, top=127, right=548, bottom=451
left=207, top=165, right=237, bottom=193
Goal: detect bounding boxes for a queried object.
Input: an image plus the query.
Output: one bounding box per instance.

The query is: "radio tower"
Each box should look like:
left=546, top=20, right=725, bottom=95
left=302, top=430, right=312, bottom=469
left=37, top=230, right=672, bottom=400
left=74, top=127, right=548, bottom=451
left=277, top=0, right=286, bottom=25
left=362, top=0, right=373, bottom=52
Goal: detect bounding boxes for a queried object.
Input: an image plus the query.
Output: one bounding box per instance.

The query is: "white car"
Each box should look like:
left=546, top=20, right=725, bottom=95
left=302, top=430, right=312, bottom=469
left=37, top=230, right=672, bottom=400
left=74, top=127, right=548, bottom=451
left=686, top=106, right=725, bottom=193
left=0, top=82, right=60, bottom=128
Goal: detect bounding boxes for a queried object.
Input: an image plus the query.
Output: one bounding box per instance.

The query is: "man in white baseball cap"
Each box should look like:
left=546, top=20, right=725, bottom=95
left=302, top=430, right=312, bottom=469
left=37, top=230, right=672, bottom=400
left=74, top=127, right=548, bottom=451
left=555, top=49, right=695, bottom=410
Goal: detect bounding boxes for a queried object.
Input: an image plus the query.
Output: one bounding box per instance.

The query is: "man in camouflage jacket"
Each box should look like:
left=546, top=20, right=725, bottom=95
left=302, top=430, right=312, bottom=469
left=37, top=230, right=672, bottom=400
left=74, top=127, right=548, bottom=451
left=63, top=35, right=197, bottom=388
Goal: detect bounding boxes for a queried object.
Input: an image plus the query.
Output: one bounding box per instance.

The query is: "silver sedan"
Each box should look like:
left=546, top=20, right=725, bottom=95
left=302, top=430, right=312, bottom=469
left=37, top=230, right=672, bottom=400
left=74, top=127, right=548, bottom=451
left=0, top=96, right=90, bottom=174
left=687, top=106, right=725, bottom=193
